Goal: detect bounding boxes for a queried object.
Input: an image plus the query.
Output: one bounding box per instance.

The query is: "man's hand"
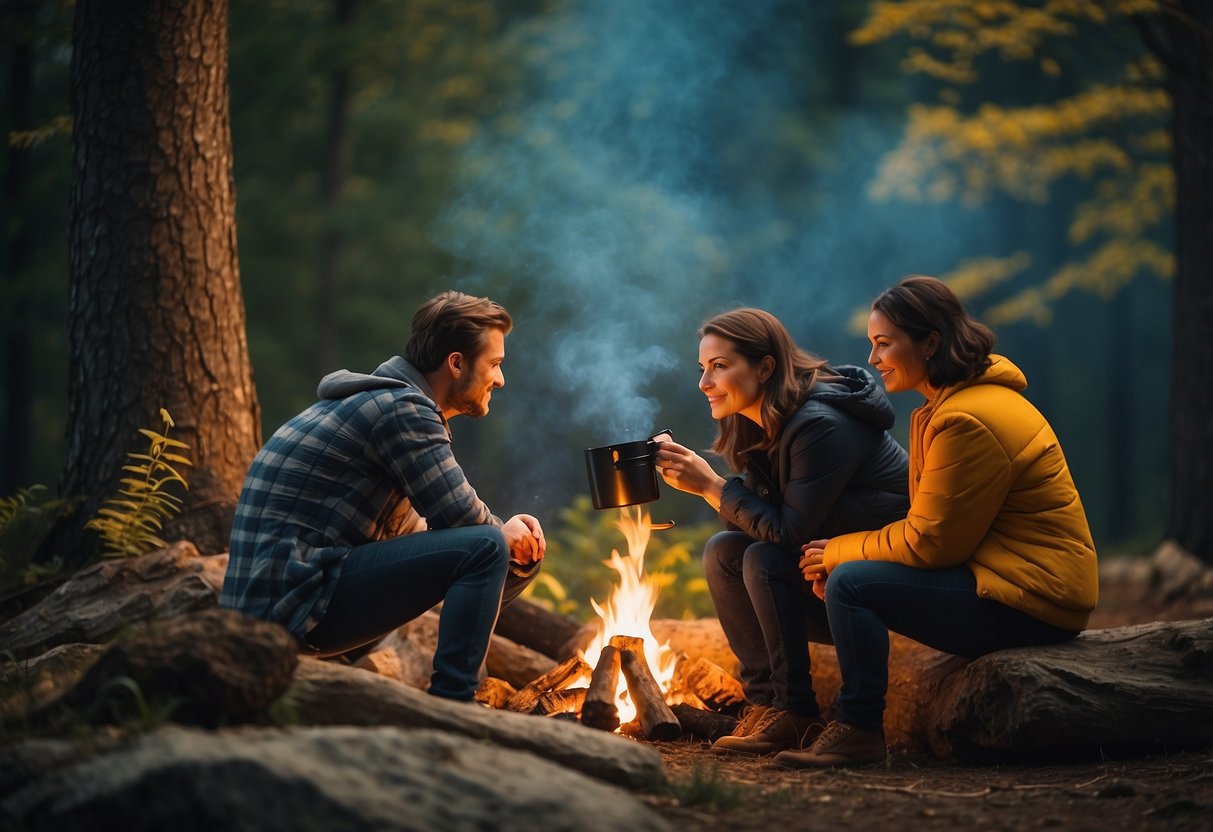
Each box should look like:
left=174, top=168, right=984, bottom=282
left=799, top=538, right=830, bottom=600
left=502, top=514, right=546, bottom=565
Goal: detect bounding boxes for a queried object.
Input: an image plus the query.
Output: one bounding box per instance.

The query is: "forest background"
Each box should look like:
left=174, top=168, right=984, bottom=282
left=0, top=1, right=1191, bottom=620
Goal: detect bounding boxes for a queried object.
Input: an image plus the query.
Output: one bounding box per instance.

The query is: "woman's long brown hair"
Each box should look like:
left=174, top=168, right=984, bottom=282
left=700, top=308, right=830, bottom=473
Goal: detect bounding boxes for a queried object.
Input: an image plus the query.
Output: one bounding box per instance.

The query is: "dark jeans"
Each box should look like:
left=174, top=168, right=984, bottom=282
left=304, top=525, right=536, bottom=701
left=825, top=559, right=1080, bottom=731
left=704, top=531, right=833, bottom=717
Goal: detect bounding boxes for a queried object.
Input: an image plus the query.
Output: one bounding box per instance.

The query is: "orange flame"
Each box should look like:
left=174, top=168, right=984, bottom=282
left=579, top=505, right=678, bottom=725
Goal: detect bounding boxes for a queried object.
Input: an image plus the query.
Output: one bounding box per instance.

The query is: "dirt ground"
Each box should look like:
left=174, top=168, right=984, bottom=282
left=640, top=583, right=1213, bottom=831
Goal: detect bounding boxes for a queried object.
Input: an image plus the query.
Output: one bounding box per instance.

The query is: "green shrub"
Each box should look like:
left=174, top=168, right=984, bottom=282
left=525, top=494, right=720, bottom=621
left=0, top=485, right=74, bottom=594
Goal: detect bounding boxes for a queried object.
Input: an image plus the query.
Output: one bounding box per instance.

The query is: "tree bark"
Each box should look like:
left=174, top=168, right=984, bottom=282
left=61, top=0, right=261, bottom=559
left=1165, top=0, right=1213, bottom=563
left=581, top=644, right=621, bottom=732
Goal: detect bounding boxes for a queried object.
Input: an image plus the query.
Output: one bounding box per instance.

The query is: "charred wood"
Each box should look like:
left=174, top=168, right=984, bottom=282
left=535, top=686, right=587, bottom=716
left=505, top=655, right=590, bottom=713
left=494, top=599, right=583, bottom=660
left=474, top=677, right=516, bottom=710
left=619, top=645, right=680, bottom=742
left=672, top=656, right=746, bottom=716
left=671, top=703, right=739, bottom=742
left=581, top=645, right=622, bottom=732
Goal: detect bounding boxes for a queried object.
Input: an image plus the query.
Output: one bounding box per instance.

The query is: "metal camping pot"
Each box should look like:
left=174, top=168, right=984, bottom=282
left=584, top=429, right=673, bottom=510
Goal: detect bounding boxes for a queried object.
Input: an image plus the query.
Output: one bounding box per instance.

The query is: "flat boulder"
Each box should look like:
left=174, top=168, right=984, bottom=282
left=0, top=725, right=672, bottom=832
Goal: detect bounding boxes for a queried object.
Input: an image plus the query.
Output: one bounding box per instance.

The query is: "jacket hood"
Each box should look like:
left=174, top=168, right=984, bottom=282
left=935, top=354, right=1027, bottom=405
left=808, top=365, right=896, bottom=430
left=316, top=356, right=434, bottom=400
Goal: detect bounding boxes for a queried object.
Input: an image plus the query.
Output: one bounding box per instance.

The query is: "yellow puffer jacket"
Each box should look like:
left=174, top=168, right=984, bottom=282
left=824, top=355, right=1098, bottom=630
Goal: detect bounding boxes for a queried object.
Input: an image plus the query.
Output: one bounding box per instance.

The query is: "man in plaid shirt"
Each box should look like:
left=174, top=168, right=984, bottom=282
left=220, top=291, right=545, bottom=701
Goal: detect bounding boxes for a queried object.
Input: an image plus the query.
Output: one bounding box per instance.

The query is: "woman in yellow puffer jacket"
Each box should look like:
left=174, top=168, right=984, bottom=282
left=777, top=275, right=1098, bottom=770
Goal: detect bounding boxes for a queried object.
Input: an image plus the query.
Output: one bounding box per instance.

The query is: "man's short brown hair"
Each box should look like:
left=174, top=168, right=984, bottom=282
left=404, top=291, right=513, bottom=372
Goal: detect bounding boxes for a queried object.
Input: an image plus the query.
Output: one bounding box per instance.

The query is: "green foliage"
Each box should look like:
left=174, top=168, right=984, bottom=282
left=85, top=409, right=192, bottom=558
left=524, top=495, right=719, bottom=621
left=659, top=761, right=746, bottom=811
left=0, top=485, right=74, bottom=595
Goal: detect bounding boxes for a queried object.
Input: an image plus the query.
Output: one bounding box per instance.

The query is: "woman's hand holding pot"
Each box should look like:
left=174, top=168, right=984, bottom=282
left=655, top=440, right=726, bottom=509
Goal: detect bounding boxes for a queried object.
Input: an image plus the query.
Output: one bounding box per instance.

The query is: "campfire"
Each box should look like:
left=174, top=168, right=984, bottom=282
left=476, top=506, right=745, bottom=742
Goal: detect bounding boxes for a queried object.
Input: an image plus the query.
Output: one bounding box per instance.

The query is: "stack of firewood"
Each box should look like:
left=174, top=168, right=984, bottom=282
left=475, top=634, right=747, bottom=742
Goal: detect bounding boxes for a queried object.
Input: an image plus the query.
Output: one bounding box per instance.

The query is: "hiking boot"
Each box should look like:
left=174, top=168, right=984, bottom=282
left=773, top=720, right=887, bottom=768
left=712, top=708, right=824, bottom=756
left=727, top=704, right=772, bottom=738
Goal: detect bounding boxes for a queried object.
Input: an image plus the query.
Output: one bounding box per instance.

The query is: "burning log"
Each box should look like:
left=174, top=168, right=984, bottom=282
left=474, top=677, right=516, bottom=710
left=614, top=637, right=680, bottom=742
left=535, top=686, right=587, bottom=717
left=671, top=703, right=739, bottom=742
left=581, top=644, right=622, bottom=732
left=672, top=656, right=747, bottom=716
left=505, top=654, right=591, bottom=713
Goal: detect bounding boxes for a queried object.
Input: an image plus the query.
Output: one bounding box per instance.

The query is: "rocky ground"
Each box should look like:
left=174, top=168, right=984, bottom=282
left=641, top=574, right=1213, bottom=831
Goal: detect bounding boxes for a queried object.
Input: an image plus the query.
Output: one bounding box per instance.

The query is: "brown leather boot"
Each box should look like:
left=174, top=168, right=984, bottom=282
left=772, top=720, right=887, bottom=768
left=712, top=708, right=824, bottom=756
left=726, top=704, right=772, bottom=738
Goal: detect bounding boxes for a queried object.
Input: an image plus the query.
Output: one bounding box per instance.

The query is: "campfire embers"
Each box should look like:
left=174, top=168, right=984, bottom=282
left=474, top=506, right=747, bottom=742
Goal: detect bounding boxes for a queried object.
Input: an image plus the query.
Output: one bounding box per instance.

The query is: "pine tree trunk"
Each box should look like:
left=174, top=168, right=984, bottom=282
left=1165, top=1, right=1213, bottom=563
left=60, top=0, right=261, bottom=559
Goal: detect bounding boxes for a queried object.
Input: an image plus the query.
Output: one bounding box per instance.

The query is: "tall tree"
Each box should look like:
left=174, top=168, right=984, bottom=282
left=1161, top=0, right=1212, bottom=563
left=854, top=0, right=1210, bottom=561
left=60, top=0, right=261, bottom=558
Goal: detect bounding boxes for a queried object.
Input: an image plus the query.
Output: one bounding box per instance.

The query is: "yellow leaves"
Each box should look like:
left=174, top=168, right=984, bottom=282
left=854, top=0, right=1161, bottom=82
left=86, top=409, right=192, bottom=558
left=870, top=82, right=1169, bottom=206
left=983, top=238, right=1172, bottom=326
left=1070, top=162, right=1174, bottom=243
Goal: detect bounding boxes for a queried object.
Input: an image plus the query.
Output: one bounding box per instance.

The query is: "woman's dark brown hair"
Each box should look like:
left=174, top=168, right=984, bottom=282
left=700, top=308, right=831, bottom=473
left=405, top=291, right=513, bottom=372
left=871, top=275, right=995, bottom=389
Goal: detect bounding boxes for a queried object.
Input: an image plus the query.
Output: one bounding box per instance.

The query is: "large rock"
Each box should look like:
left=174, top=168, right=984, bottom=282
left=0, top=726, right=672, bottom=832
left=289, top=656, right=666, bottom=790
left=46, top=608, right=297, bottom=729
left=0, top=542, right=227, bottom=660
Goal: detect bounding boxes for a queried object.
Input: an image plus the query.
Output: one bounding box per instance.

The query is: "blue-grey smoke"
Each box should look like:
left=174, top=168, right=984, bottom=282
left=432, top=0, right=1000, bottom=514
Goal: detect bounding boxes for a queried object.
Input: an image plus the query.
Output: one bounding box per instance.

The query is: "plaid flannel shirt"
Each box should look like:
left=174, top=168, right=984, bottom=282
left=219, top=357, right=501, bottom=639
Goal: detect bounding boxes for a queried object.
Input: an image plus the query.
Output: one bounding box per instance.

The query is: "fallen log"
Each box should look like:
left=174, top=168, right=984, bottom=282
left=927, top=617, right=1213, bottom=761
left=506, top=655, right=590, bottom=713
left=618, top=644, right=680, bottom=742
left=581, top=645, right=622, bottom=732
left=495, top=599, right=583, bottom=661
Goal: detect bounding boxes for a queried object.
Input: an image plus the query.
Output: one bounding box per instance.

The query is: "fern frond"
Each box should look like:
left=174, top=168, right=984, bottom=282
left=87, top=409, right=192, bottom=558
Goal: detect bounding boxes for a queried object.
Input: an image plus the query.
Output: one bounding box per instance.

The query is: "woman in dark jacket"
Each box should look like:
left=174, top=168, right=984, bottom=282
left=655, top=308, right=908, bottom=755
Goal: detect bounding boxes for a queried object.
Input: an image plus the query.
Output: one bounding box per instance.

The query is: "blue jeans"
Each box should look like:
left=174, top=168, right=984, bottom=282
left=304, top=525, right=535, bottom=701
left=704, top=531, right=833, bottom=717
left=825, top=560, right=1079, bottom=731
